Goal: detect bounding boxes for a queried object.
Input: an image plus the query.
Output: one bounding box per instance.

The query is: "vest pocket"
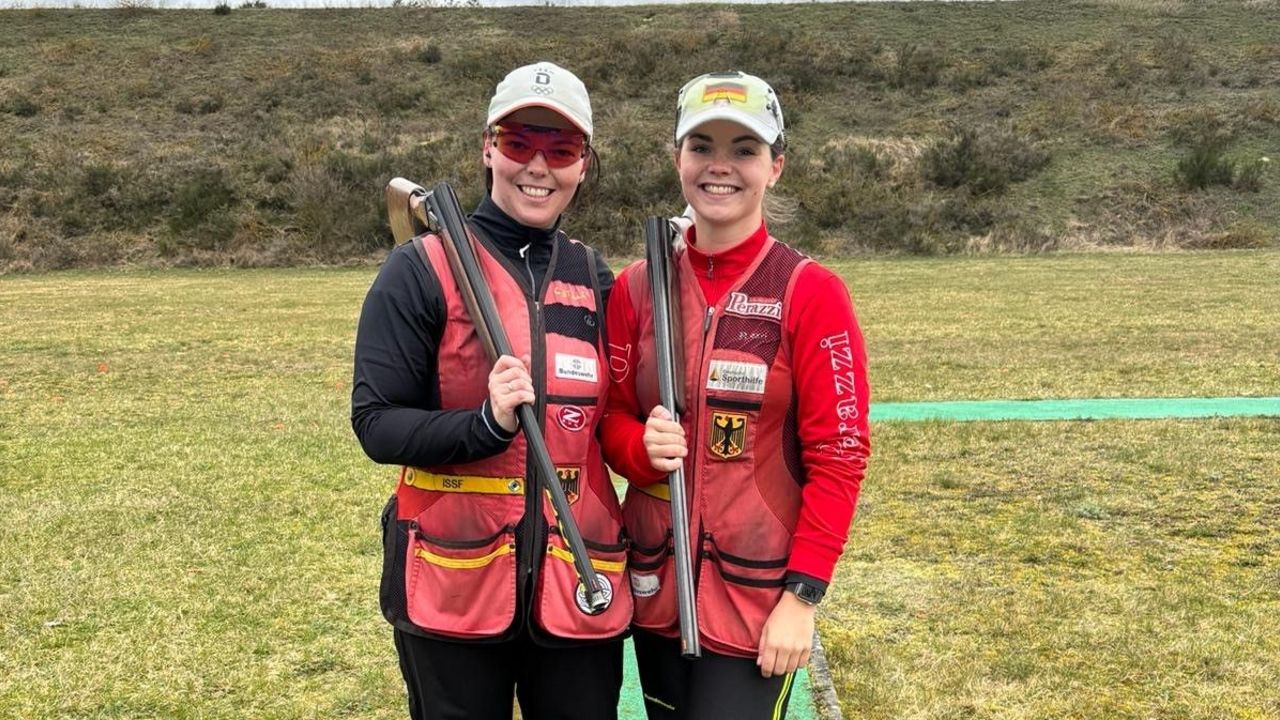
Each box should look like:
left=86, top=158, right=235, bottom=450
left=624, top=485, right=681, bottom=631
left=535, top=531, right=632, bottom=640
left=404, top=523, right=517, bottom=639
left=697, top=541, right=788, bottom=655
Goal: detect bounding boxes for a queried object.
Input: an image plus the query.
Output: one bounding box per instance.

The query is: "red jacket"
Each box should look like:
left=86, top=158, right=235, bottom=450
left=601, top=223, right=870, bottom=655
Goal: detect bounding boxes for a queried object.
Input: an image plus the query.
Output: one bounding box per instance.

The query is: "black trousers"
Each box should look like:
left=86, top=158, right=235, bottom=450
left=394, top=627, right=623, bottom=720
left=633, top=630, right=795, bottom=720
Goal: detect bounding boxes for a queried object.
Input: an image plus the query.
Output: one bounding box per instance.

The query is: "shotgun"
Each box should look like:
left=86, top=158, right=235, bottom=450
left=427, top=180, right=609, bottom=614
left=644, top=216, right=700, bottom=657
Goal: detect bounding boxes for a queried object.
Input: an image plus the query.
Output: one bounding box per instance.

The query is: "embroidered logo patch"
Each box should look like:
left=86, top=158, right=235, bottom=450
left=724, top=291, right=782, bottom=321
left=709, top=412, right=748, bottom=459
left=706, top=360, right=767, bottom=395
left=631, top=572, right=660, bottom=598
left=575, top=571, right=613, bottom=615
left=556, top=467, right=581, bottom=504
left=555, top=353, right=598, bottom=383
left=557, top=405, right=587, bottom=432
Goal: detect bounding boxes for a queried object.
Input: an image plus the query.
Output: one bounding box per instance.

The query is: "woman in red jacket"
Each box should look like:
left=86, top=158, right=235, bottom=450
left=601, top=71, right=871, bottom=719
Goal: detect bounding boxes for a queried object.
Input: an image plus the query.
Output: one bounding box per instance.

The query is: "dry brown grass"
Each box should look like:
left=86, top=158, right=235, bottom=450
left=1, top=0, right=1278, bottom=270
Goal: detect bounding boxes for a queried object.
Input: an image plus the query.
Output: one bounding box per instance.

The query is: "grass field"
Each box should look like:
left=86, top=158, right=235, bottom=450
left=1, top=251, right=1278, bottom=718
left=2, top=0, right=1279, bottom=269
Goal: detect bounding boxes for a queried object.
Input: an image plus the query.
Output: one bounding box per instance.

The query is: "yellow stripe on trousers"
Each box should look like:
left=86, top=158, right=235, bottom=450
left=772, top=671, right=795, bottom=720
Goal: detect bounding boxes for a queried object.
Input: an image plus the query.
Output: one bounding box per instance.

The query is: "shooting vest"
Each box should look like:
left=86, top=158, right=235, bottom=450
left=381, top=229, right=631, bottom=642
left=623, top=236, right=810, bottom=658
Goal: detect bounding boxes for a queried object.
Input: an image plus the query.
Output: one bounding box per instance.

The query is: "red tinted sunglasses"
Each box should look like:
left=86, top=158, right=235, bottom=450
left=490, top=123, right=587, bottom=169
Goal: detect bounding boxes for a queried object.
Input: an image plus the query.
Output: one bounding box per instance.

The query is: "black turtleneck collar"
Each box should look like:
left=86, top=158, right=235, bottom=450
left=468, top=195, right=560, bottom=277
left=461, top=193, right=614, bottom=308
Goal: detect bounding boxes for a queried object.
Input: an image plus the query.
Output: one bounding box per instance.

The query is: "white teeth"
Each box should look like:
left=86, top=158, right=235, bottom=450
left=702, top=184, right=737, bottom=195
left=520, top=186, right=551, bottom=198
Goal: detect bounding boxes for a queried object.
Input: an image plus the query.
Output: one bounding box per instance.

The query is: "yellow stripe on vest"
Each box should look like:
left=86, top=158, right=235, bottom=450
left=636, top=482, right=671, bottom=501
left=404, top=468, right=524, bottom=495
left=547, top=545, right=626, bottom=574
left=414, top=543, right=514, bottom=570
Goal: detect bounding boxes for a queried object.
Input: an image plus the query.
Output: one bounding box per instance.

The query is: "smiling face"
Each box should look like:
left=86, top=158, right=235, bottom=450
left=675, top=119, right=784, bottom=249
left=483, top=107, right=588, bottom=230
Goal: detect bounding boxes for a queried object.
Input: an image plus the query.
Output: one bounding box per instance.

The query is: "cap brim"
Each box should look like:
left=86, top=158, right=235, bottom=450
left=487, top=100, right=592, bottom=138
left=675, top=108, right=779, bottom=146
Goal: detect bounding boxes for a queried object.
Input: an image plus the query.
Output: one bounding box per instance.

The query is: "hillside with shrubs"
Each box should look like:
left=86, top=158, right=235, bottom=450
left=0, top=0, right=1277, bottom=270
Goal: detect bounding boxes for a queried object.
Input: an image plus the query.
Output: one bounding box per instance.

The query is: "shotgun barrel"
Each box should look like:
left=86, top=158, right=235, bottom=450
left=644, top=216, right=700, bottom=658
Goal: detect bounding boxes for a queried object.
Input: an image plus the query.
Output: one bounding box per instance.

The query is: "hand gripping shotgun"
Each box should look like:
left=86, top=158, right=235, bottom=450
left=644, top=216, right=700, bottom=658
left=385, top=177, right=609, bottom=614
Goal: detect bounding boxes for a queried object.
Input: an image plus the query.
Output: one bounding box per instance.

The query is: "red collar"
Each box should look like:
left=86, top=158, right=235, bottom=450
left=684, top=223, right=769, bottom=282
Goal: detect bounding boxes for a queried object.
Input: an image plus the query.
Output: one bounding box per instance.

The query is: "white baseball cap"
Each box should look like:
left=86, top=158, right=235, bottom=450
left=487, top=62, right=593, bottom=139
left=674, top=71, right=785, bottom=147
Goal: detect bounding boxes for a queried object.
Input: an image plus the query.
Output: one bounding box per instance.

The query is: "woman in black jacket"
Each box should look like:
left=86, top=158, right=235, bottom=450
left=352, top=61, right=626, bottom=720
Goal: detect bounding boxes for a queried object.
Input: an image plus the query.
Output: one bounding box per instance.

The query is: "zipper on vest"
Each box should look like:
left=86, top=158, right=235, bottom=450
left=519, top=244, right=536, bottom=292
left=702, top=306, right=714, bottom=339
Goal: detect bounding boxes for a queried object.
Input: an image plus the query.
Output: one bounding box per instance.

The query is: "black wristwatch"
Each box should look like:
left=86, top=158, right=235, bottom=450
left=785, top=581, right=824, bottom=606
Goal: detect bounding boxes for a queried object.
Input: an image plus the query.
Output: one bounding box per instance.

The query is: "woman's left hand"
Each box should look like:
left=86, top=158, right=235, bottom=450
left=756, top=592, right=816, bottom=678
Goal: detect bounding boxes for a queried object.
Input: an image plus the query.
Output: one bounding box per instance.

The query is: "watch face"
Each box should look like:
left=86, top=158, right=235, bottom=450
left=790, top=582, right=823, bottom=604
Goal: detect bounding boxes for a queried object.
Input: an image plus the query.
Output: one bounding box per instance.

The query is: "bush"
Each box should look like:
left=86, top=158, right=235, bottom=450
left=923, top=125, right=1048, bottom=195
left=890, top=43, right=946, bottom=90
left=1175, top=138, right=1235, bottom=190
left=44, top=162, right=170, bottom=237
left=805, top=144, right=884, bottom=230
left=416, top=44, right=441, bottom=65
left=168, top=168, right=237, bottom=251
left=114, top=0, right=156, bottom=13
left=4, top=94, right=39, bottom=117
left=213, top=3, right=231, bottom=14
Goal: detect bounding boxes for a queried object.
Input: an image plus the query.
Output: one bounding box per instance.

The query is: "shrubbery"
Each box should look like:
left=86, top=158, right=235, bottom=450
left=0, top=5, right=1275, bottom=270
left=922, top=125, right=1049, bottom=195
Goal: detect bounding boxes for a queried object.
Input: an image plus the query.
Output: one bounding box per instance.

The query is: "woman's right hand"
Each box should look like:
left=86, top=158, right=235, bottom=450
left=488, top=354, right=535, bottom=433
left=643, top=405, right=687, bottom=473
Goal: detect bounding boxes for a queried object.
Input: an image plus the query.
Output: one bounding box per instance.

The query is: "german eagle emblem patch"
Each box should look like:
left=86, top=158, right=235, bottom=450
left=709, top=412, right=747, bottom=459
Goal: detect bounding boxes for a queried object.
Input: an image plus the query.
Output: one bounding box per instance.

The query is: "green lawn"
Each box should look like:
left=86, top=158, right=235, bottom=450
left=1, top=251, right=1277, bottom=718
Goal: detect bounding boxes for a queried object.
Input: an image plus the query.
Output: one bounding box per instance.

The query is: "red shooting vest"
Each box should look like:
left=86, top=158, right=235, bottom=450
left=623, top=236, right=810, bottom=657
left=389, top=230, right=631, bottom=641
